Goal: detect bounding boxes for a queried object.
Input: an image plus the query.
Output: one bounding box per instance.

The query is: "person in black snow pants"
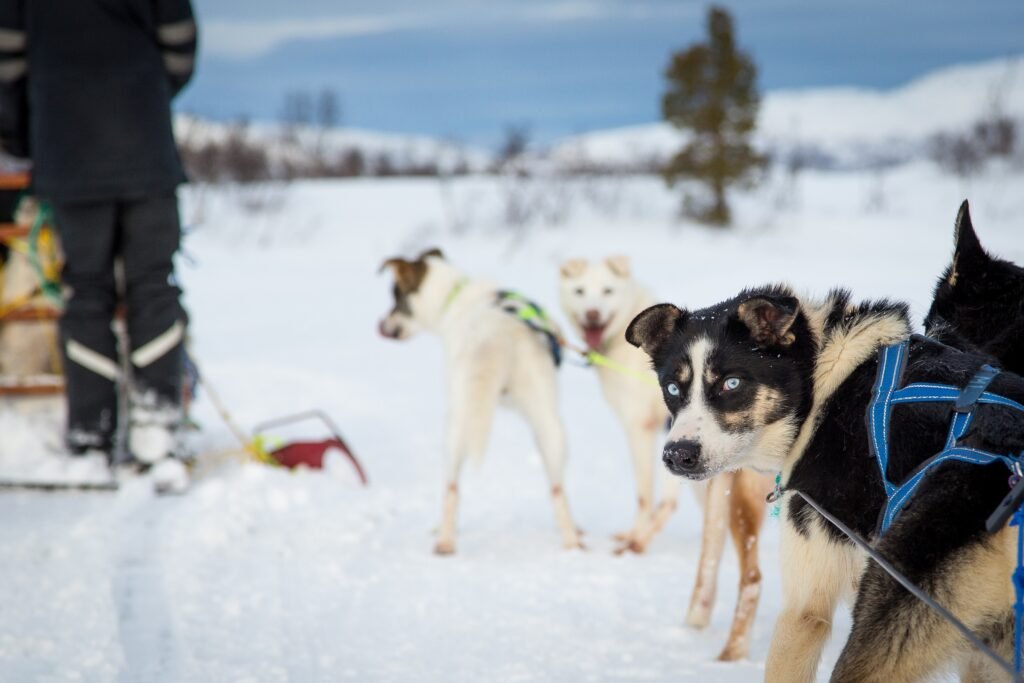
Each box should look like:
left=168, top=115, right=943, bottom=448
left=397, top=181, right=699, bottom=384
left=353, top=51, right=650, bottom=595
left=0, top=0, right=197, bottom=490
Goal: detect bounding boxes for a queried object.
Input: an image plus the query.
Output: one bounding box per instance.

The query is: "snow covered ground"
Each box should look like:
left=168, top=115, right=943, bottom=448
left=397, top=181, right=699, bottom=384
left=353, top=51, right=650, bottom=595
left=1, top=160, right=1023, bottom=682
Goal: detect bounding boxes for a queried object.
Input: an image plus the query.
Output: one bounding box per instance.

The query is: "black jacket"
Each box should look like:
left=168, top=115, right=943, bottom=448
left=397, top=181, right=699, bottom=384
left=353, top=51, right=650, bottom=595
left=0, top=0, right=196, bottom=203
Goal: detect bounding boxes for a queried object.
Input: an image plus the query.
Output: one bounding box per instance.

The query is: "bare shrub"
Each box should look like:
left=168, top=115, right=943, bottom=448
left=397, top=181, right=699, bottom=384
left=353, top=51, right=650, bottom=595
left=929, top=130, right=987, bottom=177
left=180, top=119, right=271, bottom=183
left=929, top=62, right=1020, bottom=176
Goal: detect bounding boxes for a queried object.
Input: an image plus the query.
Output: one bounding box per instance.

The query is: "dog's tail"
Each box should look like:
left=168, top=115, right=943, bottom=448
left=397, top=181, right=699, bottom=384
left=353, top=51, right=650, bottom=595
left=451, top=364, right=504, bottom=469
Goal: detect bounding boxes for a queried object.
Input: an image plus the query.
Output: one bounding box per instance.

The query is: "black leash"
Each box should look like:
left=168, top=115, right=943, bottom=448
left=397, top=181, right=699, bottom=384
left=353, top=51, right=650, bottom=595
left=795, top=490, right=1020, bottom=680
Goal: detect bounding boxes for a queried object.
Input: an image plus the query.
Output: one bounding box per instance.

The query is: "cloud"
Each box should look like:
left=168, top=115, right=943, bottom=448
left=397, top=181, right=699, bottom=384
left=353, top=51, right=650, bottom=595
left=200, top=1, right=696, bottom=59
left=203, top=15, right=420, bottom=59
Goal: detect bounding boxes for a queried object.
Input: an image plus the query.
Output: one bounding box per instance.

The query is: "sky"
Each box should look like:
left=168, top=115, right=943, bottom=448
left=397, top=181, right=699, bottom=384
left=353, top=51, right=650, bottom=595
left=178, top=0, right=1024, bottom=145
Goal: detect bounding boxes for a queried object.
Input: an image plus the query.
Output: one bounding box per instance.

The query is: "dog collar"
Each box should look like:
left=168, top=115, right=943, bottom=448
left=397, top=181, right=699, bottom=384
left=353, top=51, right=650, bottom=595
left=441, top=278, right=469, bottom=313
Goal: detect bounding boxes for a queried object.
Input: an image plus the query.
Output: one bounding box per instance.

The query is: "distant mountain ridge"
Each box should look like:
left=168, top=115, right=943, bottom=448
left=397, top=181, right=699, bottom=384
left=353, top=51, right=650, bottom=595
left=173, top=56, right=1023, bottom=176
left=173, top=116, right=493, bottom=176
left=550, top=56, right=1024, bottom=171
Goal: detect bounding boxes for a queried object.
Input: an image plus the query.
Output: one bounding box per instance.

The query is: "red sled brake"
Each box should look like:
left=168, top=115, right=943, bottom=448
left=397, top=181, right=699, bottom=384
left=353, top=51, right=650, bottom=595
left=252, top=410, right=368, bottom=485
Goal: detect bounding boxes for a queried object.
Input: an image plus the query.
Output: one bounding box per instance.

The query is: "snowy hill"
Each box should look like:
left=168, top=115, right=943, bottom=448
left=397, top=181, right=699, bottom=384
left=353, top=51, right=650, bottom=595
left=171, top=57, right=1024, bottom=177
left=173, top=115, right=493, bottom=175
left=551, top=56, right=1024, bottom=170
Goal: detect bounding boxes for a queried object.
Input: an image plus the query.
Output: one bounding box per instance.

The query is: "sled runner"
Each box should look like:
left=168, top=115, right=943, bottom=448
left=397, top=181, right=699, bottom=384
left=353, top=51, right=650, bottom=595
left=0, top=479, right=118, bottom=492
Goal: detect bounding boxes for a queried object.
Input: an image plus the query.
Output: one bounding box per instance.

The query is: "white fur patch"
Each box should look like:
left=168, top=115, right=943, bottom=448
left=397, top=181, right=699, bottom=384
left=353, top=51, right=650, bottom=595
left=667, top=337, right=754, bottom=476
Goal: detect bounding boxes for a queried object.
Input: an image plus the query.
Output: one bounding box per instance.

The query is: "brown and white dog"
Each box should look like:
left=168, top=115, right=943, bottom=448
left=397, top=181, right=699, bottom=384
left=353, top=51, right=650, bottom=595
left=559, top=256, right=773, bottom=661
left=379, top=248, right=583, bottom=555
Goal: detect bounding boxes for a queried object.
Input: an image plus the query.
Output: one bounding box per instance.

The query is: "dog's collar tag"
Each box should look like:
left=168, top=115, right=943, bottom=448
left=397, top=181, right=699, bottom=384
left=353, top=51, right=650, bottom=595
left=767, top=472, right=784, bottom=517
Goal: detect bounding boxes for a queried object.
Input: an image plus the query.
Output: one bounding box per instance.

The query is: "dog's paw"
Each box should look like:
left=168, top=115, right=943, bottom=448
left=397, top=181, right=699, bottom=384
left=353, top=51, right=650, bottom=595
left=433, top=539, right=456, bottom=556
left=562, top=537, right=586, bottom=551
left=715, top=643, right=748, bottom=662
left=611, top=529, right=636, bottom=544
left=685, top=602, right=712, bottom=629
left=612, top=538, right=647, bottom=556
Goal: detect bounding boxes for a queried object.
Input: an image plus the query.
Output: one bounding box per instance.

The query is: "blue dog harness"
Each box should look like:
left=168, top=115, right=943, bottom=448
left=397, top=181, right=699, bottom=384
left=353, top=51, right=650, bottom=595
left=868, top=338, right=1024, bottom=534
left=867, top=338, right=1024, bottom=673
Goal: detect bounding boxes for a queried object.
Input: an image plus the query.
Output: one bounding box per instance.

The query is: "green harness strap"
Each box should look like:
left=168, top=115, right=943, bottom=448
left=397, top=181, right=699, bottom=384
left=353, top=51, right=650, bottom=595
left=445, top=283, right=660, bottom=388
left=499, top=290, right=553, bottom=328
left=496, top=290, right=563, bottom=367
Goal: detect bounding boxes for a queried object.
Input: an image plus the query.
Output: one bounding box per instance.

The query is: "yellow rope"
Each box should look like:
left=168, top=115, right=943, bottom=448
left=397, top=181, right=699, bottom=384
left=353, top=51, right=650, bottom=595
left=558, top=336, right=661, bottom=388
left=195, top=368, right=279, bottom=466
left=584, top=349, right=661, bottom=388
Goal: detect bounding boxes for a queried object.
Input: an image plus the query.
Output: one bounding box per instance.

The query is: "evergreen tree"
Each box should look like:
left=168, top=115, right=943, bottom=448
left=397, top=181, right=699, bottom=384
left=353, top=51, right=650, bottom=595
left=662, top=7, right=765, bottom=226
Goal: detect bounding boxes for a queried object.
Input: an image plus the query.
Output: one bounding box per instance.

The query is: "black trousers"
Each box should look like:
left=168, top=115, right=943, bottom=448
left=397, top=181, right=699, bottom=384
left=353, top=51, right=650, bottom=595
left=53, top=194, right=185, bottom=452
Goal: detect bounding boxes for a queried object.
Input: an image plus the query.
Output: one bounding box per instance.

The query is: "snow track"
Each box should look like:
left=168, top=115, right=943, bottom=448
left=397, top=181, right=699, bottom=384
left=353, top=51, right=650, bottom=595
left=113, top=494, right=181, bottom=683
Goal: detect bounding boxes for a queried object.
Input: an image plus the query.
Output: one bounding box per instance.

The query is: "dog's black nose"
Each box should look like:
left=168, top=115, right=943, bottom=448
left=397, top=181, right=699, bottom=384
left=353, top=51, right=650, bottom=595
left=663, top=440, right=702, bottom=474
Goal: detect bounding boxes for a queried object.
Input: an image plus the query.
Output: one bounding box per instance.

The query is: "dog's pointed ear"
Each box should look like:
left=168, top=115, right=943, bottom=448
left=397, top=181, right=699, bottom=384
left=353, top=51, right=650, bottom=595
left=626, top=304, right=685, bottom=356
left=378, top=257, right=405, bottom=275
left=736, top=295, right=799, bottom=348
left=605, top=255, right=631, bottom=278
left=420, top=247, right=444, bottom=261
left=559, top=258, right=587, bottom=279
left=953, top=200, right=986, bottom=266
left=378, top=256, right=426, bottom=292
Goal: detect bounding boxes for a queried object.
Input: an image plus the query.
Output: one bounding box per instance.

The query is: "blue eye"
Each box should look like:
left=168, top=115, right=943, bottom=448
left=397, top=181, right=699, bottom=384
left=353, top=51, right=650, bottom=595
left=723, top=377, right=741, bottom=392
left=666, top=383, right=680, bottom=396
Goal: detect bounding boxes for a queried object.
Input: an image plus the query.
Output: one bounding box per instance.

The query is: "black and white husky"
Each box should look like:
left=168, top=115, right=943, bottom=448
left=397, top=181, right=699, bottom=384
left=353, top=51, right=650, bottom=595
left=626, top=207, right=1024, bottom=681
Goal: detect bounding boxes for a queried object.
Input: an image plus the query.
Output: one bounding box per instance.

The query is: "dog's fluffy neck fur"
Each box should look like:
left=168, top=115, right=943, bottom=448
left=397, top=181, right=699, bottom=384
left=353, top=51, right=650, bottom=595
left=413, top=259, right=502, bottom=346
left=764, top=289, right=912, bottom=479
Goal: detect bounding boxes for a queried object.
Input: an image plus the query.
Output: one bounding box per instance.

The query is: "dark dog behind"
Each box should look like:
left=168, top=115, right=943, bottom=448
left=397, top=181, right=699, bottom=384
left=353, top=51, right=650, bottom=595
left=925, top=200, right=1024, bottom=375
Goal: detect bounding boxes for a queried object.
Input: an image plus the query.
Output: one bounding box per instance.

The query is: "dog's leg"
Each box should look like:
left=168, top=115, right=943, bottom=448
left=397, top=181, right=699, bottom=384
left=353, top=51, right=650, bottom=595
left=685, top=471, right=734, bottom=629
left=765, top=515, right=850, bottom=683
left=622, top=464, right=683, bottom=554
left=516, top=386, right=582, bottom=550
left=717, top=469, right=770, bottom=661
left=830, top=527, right=1013, bottom=683
left=436, top=398, right=468, bottom=555
left=435, top=368, right=501, bottom=556
left=614, top=419, right=659, bottom=551
left=435, top=480, right=460, bottom=556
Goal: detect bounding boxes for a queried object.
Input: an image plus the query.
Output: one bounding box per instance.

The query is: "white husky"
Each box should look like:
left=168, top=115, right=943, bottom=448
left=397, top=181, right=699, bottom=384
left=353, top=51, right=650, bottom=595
left=558, top=256, right=679, bottom=553
left=379, top=248, right=582, bottom=555
left=559, top=256, right=773, bottom=661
